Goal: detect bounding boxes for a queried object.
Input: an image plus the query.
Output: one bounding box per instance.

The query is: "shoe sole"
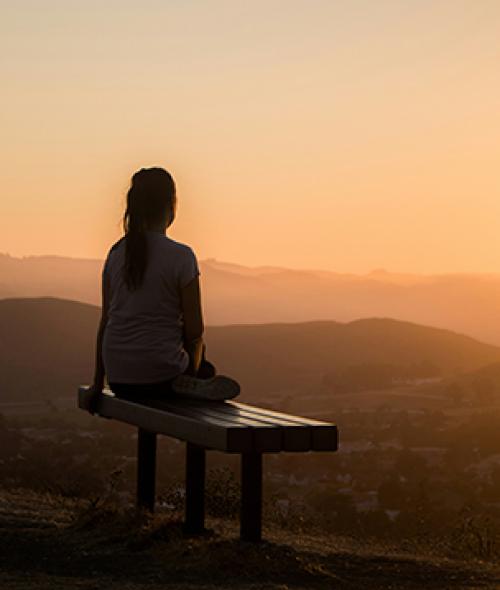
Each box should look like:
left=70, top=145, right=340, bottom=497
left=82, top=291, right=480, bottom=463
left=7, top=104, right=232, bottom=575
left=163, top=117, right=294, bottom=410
left=171, top=375, right=241, bottom=401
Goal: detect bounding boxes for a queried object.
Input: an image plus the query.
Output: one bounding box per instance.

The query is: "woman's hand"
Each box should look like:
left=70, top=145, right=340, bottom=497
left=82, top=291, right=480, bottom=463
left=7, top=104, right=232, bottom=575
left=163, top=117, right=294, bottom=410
left=85, top=382, right=104, bottom=415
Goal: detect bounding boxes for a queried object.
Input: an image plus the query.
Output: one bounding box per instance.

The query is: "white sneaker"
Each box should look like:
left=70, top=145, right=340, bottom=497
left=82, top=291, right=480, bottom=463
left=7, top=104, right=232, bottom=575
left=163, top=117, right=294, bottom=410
left=171, top=374, right=240, bottom=401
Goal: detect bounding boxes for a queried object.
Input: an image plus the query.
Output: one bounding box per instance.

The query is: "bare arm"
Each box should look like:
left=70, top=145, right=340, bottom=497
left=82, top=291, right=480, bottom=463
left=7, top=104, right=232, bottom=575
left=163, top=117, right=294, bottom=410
left=91, top=266, right=111, bottom=391
left=180, top=275, right=204, bottom=376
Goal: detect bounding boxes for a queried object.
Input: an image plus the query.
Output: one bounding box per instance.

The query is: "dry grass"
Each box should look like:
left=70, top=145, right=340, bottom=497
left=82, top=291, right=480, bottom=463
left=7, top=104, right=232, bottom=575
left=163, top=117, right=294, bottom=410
left=0, top=486, right=499, bottom=590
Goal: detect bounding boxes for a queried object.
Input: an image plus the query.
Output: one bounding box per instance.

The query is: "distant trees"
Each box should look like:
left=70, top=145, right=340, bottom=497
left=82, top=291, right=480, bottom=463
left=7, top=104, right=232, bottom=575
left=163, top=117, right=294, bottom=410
left=471, top=375, right=495, bottom=405
left=322, top=360, right=441, bottom=394
left=445, top=381, right=466, bottom=406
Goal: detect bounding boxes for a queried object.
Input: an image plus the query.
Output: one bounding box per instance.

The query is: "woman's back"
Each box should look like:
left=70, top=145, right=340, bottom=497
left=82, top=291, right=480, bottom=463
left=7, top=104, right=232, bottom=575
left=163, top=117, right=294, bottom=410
left=102, top=230, right=200, bottom=383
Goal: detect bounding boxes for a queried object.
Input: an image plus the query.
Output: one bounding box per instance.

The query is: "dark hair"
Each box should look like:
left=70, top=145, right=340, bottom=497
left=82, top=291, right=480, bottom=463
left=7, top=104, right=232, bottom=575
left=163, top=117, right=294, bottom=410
left=123, top=167, right=176, bottom=290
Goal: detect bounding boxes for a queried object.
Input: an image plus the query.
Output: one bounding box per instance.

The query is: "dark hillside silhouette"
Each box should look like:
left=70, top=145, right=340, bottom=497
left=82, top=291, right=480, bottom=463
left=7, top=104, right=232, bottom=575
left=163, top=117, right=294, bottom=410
left=2, top=297, right=500, bottom=404
left=206, top=318, right=500, bottom=393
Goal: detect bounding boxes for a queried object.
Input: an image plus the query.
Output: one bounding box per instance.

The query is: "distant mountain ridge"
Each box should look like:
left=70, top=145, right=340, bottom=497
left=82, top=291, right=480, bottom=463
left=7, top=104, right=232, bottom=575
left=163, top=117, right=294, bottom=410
left=2, top=252, right=500, bottom=345
left=1, top=297, right=500, bottom=404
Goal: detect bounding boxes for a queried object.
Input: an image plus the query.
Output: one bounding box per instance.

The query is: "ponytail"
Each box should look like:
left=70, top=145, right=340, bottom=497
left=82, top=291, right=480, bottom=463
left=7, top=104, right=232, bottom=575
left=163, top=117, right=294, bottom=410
left=122, top=167, right=176, bottom=291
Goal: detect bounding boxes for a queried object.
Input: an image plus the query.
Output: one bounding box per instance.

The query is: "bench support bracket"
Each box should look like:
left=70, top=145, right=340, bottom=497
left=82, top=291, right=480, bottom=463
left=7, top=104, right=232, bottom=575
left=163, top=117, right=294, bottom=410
left=240, top=451, right=263, bottom=542
left=137, top=428, right=157, bottom=512
left=184, top=442, right=206, bottom=534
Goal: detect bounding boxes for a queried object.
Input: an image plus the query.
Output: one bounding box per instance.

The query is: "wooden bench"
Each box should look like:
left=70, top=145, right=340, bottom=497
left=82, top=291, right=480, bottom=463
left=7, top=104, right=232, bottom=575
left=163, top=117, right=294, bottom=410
left=78, top=386, right=338, bottom=542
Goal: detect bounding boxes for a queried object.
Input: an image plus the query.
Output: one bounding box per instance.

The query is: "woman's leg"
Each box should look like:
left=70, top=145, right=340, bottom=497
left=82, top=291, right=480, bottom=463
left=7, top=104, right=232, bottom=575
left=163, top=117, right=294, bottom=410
left=108, top=382, right=137, bottom=398
left=108, top=343, right=218, bottom=402
left=109, top=379, right=176, bottom=401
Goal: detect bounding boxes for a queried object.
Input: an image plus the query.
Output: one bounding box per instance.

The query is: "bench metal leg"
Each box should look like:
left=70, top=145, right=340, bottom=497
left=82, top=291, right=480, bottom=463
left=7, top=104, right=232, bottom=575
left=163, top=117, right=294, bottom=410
left=184, top=442, right=206, bottom=534
left=137, top=428, right=157, bottom=512
left=240, top=451, right=263, bottom=542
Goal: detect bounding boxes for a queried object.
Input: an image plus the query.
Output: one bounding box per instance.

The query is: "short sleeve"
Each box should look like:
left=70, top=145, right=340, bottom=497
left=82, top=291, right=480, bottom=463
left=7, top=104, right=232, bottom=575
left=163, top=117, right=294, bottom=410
left=178, top=247, right=200, bottom=289
left=102, top=252, right=110, bottom=279
left=103, top=238, right=122, bottom=280
left=102, top=250, right=113, bottom=285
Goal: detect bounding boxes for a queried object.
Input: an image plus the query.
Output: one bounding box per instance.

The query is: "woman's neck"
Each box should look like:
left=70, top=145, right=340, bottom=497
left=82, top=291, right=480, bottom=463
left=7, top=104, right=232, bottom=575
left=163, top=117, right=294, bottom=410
left=146, top=224, right=166, bottom=234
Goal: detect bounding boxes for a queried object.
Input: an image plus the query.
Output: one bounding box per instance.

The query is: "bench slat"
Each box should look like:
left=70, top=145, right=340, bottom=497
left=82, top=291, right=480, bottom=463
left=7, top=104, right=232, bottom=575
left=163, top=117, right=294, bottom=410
left=228, top=401, right=338, bottom=451
left=78, top=389, right=252, bottom=452
left=145, top=399, right=283, bottom=452
left=179, top=400, right=313, bottom=452
left=228, top=401, right=334, bottom=426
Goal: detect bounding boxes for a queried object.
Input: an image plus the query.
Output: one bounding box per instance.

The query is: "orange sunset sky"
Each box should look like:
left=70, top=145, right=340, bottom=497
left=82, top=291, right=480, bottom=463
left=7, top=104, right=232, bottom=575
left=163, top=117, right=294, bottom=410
left=1, top=1, right=499, bottom=274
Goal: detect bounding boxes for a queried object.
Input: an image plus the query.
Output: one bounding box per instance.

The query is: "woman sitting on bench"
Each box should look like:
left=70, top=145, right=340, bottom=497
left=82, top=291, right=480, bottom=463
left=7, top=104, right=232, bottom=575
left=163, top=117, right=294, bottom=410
left=87, top=166, right=240, bottom=413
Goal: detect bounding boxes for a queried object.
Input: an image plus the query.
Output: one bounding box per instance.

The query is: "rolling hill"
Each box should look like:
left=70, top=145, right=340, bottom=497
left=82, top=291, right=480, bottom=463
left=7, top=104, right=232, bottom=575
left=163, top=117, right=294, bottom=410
left=1, top=297, right=500, bottom=405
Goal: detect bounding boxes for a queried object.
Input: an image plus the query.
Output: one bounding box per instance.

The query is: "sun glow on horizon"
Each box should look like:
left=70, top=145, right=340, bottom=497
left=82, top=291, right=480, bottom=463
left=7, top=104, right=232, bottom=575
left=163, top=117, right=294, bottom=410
left=1, top=1, right=499, bottom=274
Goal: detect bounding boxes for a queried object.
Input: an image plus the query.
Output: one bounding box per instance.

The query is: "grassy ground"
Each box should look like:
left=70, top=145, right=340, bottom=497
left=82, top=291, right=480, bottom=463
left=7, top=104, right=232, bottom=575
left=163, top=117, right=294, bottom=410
left=0, top=487, right=499, bottom=590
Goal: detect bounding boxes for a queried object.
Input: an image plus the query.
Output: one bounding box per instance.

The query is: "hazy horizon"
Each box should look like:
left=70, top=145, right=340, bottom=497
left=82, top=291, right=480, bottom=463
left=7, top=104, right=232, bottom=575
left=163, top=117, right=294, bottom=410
left=5, top=250, right=500, bottom=348
left=6, top=248, right=500, bottom=279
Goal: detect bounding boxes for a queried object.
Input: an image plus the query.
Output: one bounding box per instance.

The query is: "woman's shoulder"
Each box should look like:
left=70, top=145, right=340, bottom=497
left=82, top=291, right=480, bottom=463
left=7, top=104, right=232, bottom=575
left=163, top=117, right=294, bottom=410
left=109, top=237, right=125, bottom=254
left=105, top=237, right=125, bottom=262
left=103, top=237, right=125, bottom=268
left=160, top=235, right=197, bottom=258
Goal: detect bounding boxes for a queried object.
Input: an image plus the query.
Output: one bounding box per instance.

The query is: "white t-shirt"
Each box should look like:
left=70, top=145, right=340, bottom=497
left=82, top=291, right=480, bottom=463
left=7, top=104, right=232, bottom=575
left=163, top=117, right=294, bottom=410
left=102, top=231, right=200, bottom=383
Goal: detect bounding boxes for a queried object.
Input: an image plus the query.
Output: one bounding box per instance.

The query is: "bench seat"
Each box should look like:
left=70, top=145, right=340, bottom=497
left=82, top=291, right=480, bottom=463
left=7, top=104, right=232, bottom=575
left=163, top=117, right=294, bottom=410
left=78, top=387, right=338, bottom=453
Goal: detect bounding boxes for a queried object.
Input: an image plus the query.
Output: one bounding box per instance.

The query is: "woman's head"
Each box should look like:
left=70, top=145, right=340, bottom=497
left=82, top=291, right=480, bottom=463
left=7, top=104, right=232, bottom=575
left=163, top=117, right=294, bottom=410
left=124, top=167, right=176, bottom=233
left=123, top=167, right=176, bottom=290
